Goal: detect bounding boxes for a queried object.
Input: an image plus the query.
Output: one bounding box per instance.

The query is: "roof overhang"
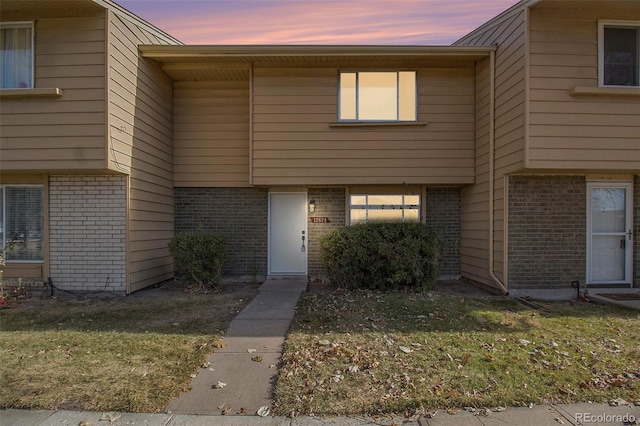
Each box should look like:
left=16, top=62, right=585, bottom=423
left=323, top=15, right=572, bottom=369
left=140, top=44, right=497, bottom=62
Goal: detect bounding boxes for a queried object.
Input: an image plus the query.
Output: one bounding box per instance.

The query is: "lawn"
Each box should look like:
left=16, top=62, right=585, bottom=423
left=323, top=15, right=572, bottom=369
left=0, top=285, right=256, bottom=412
left=274, top=288, right=640, bottom=417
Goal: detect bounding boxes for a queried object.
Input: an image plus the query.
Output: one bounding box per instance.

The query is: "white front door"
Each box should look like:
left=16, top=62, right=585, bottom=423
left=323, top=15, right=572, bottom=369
left=268, top=192, right=307, bottom=275
left=587, top=182, right=633, bottom=285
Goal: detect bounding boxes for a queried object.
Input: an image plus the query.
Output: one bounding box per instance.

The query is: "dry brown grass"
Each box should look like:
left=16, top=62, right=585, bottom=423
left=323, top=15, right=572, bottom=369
left=0, top=285, right=256, bottom=412
left=275, top=290, right=640, bottom=417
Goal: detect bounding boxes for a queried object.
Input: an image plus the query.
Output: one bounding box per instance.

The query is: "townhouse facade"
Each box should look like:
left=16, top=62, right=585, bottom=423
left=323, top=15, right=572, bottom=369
left=1, top=0, right=638, bottom=298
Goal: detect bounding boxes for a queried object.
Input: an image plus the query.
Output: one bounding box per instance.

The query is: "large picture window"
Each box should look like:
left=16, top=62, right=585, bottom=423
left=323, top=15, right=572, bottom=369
left=599, top=22, right=639, bottom=87
left=0, top=186, right=44, bottom=261
left=350, top=194, right=420, bottom=224
left=0, top=22, right=33, bottom=89
left=339, top=71, right=417, bottom=122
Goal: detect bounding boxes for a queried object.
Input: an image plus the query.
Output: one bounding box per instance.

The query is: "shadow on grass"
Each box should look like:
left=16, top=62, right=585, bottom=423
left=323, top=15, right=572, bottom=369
left=0, top=284, right=259, bottom=336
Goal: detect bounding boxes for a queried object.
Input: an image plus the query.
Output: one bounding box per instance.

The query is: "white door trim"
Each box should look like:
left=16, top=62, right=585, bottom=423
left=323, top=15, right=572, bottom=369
left=586, top=181, right=633, bottom=285
left=268, top=191, right=308, bottom=275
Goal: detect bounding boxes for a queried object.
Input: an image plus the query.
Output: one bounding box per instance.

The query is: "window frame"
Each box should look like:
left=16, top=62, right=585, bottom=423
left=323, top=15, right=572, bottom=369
left=338, top=70, right=418, bottom=123
left=0, top=184, right=45, bottom=263
left=598, top=20, right=640, bottom=88
left=0, top=21, right=35, bottom=90
left=349, top=193, right=421, bottom=224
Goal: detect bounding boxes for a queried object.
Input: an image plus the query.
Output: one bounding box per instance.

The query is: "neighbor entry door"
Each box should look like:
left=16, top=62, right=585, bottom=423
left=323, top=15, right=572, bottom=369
left=587, top=182, right=633, bottom=285
left=268, top=192, right=308, bottom=275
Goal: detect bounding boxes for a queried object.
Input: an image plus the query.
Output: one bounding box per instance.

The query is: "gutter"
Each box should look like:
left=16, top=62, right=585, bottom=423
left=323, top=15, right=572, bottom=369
left=487, top=50, right=509, bottom=295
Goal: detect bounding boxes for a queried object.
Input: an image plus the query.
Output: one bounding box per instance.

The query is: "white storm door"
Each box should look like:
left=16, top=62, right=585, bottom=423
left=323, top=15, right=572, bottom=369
left=268, top=192, right=307, bottom=275
left=587, top=182, right=633, bottom=285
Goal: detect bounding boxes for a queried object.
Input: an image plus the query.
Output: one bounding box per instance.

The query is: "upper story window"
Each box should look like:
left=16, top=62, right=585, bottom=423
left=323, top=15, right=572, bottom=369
left=0, top=22, right=34, bottom=89
left=339, top=71, right=417, bottom=122
left=350, top=194, right=420, bottom=224
left=599, top=21, right=639, bottom=87
left=0, top=185, right=44, bottom=261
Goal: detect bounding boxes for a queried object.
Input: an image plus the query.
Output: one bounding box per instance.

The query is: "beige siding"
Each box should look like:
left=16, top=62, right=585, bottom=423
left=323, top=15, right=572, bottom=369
left=528, top=7, right=640, bottom=170
left=457, top=9, right=527, bottom=177
left=0, top=14, right=107, bottom=171
left=173, top=81, right=250, bottom=187
left=251, top=65, right=476, bottom=186
left=461, top=58, right=492, bottom=286
left=457, top=10, right=526, bottom=291
left=107, top=12, right=174, bottom=292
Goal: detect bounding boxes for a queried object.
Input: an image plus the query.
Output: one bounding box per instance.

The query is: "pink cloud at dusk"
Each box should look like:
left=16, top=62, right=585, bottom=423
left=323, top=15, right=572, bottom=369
left=115, top=0, right=520, bottom=45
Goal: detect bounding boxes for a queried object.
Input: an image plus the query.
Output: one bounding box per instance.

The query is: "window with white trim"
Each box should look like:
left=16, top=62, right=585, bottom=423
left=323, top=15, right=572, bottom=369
left=0, top=186, right=44, bottom=261
left=0, top=22, right=33, bottom=89
left=599, top=21, right=640, bottom=87
left=339, top=71, right=417, bottom=122
left=350, top=194, right=420, bottom=224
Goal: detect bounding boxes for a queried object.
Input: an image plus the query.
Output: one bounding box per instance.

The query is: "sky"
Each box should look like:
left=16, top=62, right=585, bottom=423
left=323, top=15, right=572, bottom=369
left=114, top=0, right=520, bottom=45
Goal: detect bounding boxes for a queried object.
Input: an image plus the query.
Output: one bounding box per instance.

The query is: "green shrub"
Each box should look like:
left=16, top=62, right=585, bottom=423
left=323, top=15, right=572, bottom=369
left=319, top=222, right=443, bottom=292
left=168, top=232, right=226, bottom=287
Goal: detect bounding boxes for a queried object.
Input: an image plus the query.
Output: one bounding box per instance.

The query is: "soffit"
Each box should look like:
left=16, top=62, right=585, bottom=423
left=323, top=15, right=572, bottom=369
left=141, top=45, right=495, bottom=81
left=0, top=0, right=104, bottom=20
left=532, top=0, right=640, bottom=12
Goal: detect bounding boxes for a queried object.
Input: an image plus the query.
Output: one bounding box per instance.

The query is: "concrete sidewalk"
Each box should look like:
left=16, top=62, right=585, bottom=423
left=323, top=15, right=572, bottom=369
left=2, top=402, right=638, bottom=425
left=166, top=276, right=308, bottom=416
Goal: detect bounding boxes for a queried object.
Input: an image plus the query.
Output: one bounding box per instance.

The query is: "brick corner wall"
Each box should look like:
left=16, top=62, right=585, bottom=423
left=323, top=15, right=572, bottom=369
left=425, top=187, right=461, bottom=277
left=508, top=175, right=586, bottom=289
left=49, top=175, right=127, bottom=293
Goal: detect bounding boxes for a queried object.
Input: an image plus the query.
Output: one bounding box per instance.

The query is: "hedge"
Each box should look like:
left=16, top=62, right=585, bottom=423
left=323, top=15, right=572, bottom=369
left=168, top=232, right=226, bottom=287
left=319, top=222, right=443, bottom=291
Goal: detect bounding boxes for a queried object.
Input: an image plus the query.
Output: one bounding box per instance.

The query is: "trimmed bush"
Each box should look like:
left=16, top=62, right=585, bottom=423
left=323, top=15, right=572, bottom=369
left=168, top=232, right=226, bottom=287
left=319, top=222, right=443, bottom=292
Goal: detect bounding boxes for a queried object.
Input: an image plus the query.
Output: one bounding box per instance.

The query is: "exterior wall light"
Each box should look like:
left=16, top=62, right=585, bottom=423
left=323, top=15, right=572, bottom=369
left=308, top=200, right=316, bottom=213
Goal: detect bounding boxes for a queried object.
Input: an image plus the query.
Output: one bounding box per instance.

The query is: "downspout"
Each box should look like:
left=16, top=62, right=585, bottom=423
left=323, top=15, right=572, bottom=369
left=488, top=50, right=508, bottom=295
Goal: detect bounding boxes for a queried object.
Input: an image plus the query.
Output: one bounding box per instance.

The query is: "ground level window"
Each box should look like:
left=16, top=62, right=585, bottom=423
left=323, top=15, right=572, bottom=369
left=0, top=185, right=44, bottom=261
left=350, top=194, right=420, bottom=224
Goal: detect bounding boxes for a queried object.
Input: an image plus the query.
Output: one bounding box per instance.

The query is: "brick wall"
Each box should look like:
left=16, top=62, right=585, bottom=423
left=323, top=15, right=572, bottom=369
left=174, top=187, right=268, bottom=278
left=49, top=175, right=127, bottom=293
left=425, top=187, right=461, bottom=277
left=508, top=176, right=586, bottom=289
left=308, top=188, right=346, bottom=277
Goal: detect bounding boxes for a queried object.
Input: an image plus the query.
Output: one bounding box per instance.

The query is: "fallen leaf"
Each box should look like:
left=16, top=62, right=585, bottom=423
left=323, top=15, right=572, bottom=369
left=519, top=339, right=531, bottom=346
left=257, top=405, right=270, bottom=417
left=251, top=356, right=263, bottom=363
left=399, top=346, right=413, bottom=354
left=318, top=339, right=330, bottom=346
left=99, top=412, right=121, bottom=423
left=212, top=381, right=227, bottom=389
left=247, top=348, right=257, bottom=353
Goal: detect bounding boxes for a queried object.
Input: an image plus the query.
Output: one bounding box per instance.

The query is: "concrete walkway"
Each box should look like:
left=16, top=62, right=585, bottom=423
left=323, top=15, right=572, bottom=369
left=167, top=276, right=308, bottom=416
left=2, top=402, right=638, bottom=425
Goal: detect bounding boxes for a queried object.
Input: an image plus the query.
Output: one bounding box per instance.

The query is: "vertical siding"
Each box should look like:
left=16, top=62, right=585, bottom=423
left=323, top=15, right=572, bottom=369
left=0, top=14, right=107, bottom=170
left=107, top=12, right=174, bottom=292
left=251, top=65, right=477, bottom=186
left=528, top=7, right=640, bottom=170
left=173, top=80, right=251, bottom=187
left=461, top=58, right=492, bottom=286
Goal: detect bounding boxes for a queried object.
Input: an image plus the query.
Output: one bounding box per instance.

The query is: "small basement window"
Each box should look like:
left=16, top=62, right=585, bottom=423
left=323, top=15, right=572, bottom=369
left=350, top=194, right=420, bottom=224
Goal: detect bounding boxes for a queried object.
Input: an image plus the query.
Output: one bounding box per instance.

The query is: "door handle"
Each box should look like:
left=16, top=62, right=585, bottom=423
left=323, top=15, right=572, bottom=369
left=301, top=230, right=306, bottom=252
left=628, top=229, right=633, bottom=240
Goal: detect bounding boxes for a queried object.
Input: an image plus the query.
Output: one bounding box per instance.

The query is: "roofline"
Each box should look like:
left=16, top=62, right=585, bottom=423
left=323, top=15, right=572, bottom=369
left=92, top=0, right=182, bottom=45
left=453, top=0, right=542, bottom=45
left=139, top=44, right=497, bottom=59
